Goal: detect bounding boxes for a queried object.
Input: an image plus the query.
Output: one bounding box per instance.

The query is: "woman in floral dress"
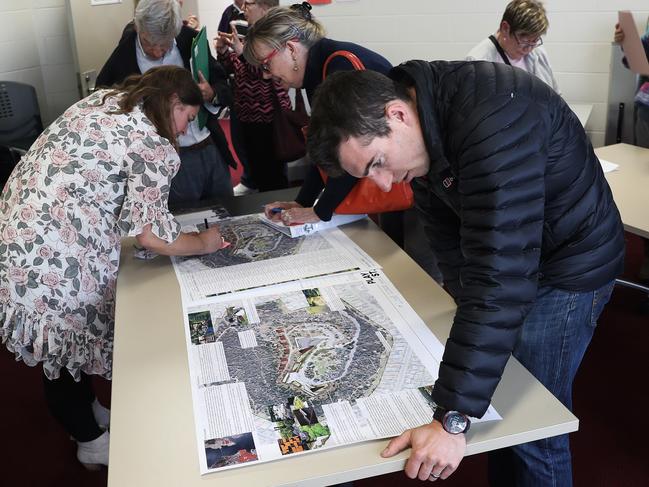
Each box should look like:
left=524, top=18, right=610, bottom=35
left=0, top=65, right=225, bottom=469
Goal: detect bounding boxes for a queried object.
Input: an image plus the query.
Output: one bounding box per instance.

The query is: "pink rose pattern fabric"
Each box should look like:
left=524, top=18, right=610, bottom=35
left=0, top=90, right=181, bottom=380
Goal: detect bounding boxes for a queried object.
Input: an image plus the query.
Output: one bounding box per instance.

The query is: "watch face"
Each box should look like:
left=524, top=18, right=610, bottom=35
left=443, top=412, right=468, bottom=434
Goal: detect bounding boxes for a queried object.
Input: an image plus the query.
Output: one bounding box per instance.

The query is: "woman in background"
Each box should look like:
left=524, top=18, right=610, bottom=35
left=243, top=2, right=393, bottom=226
left=0, top=66, right=225, bottom=469
left=216, top=0, right=292, bottom=192
left=466, top=0, right=559, bottom=93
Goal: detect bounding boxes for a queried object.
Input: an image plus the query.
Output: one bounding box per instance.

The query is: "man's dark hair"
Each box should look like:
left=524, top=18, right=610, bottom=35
left=306, top=70, right=411, bottom=177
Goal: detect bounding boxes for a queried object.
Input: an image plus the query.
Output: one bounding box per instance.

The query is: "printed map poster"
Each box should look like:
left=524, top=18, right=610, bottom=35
left=171, top=214, right=379, bottom=301
left=182, top=270, right=501, bottom=474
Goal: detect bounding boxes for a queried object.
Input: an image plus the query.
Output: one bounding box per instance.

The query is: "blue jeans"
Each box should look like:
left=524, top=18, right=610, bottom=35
left=488, top=281, right=615, bottom=487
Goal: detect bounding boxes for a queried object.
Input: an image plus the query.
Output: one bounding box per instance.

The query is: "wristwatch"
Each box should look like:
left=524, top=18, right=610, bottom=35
left=433, top=405, right=471, bottom=435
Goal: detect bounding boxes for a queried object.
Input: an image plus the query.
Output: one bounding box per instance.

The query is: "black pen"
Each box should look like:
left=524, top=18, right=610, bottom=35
left=204, top=218, right=209, bottom=229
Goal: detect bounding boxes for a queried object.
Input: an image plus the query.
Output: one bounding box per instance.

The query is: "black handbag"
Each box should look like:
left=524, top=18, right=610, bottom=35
left=271, top=88, right=310, bottom=162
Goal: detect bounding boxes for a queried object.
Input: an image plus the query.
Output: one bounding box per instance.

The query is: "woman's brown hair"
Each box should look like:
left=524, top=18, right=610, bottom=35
left=102, top=65, right=202, bottom=147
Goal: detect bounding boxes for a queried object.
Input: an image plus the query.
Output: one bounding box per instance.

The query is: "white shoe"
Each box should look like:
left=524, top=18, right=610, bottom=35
left=233, top=182, right=258, bottom=196
left=77, top=430, right=109, bottom=470
left=92, top=398, right=110, bottom=431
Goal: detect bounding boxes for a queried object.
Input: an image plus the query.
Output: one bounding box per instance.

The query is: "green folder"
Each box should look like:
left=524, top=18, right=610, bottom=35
left=191, top=26, right=209, bottom=129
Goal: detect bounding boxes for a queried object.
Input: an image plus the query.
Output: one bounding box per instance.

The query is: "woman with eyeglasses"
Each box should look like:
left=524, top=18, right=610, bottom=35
left=466, top=0, right=559, bottom=93
left=243, top=2, right=393, bottom=226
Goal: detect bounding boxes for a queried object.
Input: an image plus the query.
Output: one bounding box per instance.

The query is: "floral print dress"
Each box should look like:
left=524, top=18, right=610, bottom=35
left=0, top=90, right=181, bottom=380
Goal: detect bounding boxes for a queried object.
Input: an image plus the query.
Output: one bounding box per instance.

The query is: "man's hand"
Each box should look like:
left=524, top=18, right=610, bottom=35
left=381, top=421, right=466, bottom=482
left=197, top=70, right=214, bottom=102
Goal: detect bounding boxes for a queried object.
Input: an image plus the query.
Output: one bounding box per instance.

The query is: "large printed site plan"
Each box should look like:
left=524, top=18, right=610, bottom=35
left=173, top=215, right=378, bottom=300
left=171, top=214, right=500, bottom=474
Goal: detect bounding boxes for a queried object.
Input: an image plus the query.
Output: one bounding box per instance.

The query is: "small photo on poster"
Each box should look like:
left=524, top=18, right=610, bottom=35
left=204, top=432, right=258, bottom=469
left=302, top=288, right=329, bottom=314
left=278, top=435, right=308, bottom=455
left=271, top=397, right=331, bottom=455
left=188, top=310, right=215, bottom=345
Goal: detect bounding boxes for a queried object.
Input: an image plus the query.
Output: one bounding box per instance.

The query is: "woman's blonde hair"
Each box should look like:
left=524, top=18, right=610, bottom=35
left=243, top=2, right=325, bottom=66
left=502, top=0, right=549, bottom=36
left=103, top=66, right=202, bottom=149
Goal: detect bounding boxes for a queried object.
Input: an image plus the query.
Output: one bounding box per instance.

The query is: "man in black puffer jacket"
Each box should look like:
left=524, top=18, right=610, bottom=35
left=307, top=62, right=624, bottom=486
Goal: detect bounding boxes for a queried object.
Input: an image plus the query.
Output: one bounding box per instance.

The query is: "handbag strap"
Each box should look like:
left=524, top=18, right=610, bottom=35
left=322, top=50, right=366, bottom=80
left=489, top=35, right=511, bottom=66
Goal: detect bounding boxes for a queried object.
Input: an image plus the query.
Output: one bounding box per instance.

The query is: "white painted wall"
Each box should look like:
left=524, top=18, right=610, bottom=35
left=4, top=0, right=649, bottom=142
left=198, top=0, right=233, bottom=44
left=197, top=0, right=649, bottom=147
left=0, top=0, right=78, bottom=126
left=0, top=0, right=203, bottom=127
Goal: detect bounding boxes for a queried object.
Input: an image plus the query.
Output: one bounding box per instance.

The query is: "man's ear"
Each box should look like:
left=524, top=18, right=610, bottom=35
left=384, top=100, right=411, bottom=125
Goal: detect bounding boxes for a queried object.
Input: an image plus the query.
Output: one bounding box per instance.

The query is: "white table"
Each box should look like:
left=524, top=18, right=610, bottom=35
left=596, top=143, right=649, bottom=293
left=596, top=143, right=649, bottom=239
left=109, top=195, right=577, bottom=486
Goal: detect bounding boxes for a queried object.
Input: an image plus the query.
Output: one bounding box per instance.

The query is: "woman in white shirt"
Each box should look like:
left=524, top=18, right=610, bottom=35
left=466, top=0, right=559, bottom=93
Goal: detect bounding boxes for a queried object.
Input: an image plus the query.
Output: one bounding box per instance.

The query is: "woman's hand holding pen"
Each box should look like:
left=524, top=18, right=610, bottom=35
left=198, top=225, right=229, bottom=253
left=263, top=201, right=303, bottom=221
left=279, top=207, right=320, bottom=226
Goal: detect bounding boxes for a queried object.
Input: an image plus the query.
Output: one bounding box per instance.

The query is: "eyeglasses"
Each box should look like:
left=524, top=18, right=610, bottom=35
left=138, top=33, right=173, bottom=59
left=259, top=48, right=278, bottom=72
left=512, top=32, right=543, bottom=49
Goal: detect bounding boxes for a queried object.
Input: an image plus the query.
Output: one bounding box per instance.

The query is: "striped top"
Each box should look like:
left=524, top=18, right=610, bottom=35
left=219, top=50, right=290, bottom=123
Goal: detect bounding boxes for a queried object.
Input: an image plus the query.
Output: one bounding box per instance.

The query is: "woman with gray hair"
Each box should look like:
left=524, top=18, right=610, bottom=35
left=98, top=0, right=184, bottom=84
left=466, top=0, right=559, bottom=93
left=134, top=0, right=183, bottom=60
left=96, top=0, right=236, bottom=209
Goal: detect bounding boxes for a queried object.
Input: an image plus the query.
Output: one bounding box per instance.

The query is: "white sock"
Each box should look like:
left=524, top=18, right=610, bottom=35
left=77, top=430, right=109, bottom=468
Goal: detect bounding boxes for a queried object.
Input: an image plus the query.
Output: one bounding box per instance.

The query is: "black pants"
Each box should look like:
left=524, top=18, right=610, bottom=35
left=230, top=109, right=256, bottom=189
left=42, top=369, right=103, bottom=442
left=241, top=121, right=287, bottom=192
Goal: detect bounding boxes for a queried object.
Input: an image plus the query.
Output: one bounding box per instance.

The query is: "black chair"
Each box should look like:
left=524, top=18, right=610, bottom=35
left=0, top=81, right=43, bottom=188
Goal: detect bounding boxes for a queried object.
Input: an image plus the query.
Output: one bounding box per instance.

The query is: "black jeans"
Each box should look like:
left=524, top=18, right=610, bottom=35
left=42, top=369, right=103, bottom=442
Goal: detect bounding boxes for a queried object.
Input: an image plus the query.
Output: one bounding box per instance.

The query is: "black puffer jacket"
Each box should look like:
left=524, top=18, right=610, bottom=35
left=391, top=60, right=624, bottom=418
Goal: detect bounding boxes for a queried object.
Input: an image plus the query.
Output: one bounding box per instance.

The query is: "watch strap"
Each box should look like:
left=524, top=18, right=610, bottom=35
left=433, top=404, right=470, bottom=434
left=433, top=404, right=447, bottom=423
